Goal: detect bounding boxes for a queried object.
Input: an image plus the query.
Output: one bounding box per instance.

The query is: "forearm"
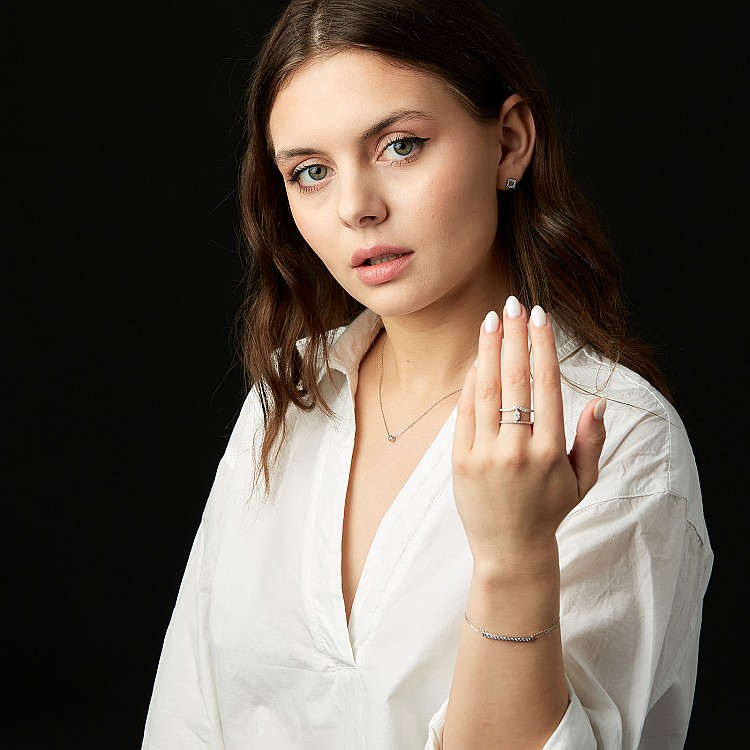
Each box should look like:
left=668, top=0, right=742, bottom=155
left=443, top=546, right=568, bottom=750
left=444, top=301, right=604, bottom=747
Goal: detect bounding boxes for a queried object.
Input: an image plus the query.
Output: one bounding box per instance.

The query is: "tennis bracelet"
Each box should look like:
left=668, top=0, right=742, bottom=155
left=464, top=613, right=560, bottom=643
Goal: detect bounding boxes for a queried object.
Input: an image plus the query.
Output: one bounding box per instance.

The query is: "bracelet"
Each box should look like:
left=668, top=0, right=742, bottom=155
left=464, top=612, right=560, bottom=643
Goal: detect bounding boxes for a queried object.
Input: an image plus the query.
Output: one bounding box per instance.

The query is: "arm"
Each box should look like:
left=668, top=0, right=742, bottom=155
left=141, top=519, right=220, bottom=750
left=141, top=393, right=260, bottom=749
left=557, top=487, right=711, bottom=748
left=443, top=298, right=606, bottom=749
left=433, top=490, right=709, bottom=750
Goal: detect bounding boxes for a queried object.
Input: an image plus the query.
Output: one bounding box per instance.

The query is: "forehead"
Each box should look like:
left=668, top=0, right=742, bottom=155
left=268, top=50, right=463, bottom=147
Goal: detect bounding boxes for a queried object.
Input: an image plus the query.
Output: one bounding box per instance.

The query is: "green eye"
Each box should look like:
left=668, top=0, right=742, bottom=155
left=381, top=136, right=428, bottom=162
left=392, top=140, right=414, bottom=156
left=307, top=165, right=327, bottom=181
left=291, top=163, right=329, bottom=189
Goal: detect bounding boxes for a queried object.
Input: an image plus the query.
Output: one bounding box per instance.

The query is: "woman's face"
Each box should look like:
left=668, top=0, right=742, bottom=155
left=269, top=49, right=506, bottom=321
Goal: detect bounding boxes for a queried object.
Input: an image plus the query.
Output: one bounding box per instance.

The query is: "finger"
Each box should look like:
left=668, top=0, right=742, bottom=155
left=499, top=295, right=532, bottom=438
left=528, top=305, right=565, bottom=448
left=474, top=310, right=504, bottom=443
left=568, top=397, right=607, bottom=498
left=453, top=358, right=478, bottom=454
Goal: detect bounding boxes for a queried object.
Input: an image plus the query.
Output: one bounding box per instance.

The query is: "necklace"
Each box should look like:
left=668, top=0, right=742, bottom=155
left=378, top=337, right=462, bottom=443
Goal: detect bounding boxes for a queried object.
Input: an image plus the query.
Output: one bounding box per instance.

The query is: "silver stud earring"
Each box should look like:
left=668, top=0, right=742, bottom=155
left=505, top=178, right=517, bottom=190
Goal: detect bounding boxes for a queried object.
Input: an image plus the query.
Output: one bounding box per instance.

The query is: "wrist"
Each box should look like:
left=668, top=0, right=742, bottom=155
left=467, top=555, right=561, bottom=639
left=471, top=539, right=560, bottom=589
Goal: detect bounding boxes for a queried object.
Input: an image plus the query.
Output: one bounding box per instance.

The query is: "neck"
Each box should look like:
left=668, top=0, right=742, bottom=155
left=378, top=281, right=509, bottom=398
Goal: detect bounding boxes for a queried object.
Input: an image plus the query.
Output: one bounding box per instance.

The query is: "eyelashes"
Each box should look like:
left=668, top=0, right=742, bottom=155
left=287, top=135, right=430, bottom=193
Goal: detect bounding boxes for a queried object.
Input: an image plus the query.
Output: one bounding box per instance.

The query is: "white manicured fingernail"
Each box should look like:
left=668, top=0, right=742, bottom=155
left=483, top=310, right=500, bottom=333
left=473, top=357, right=478, bottom=368
left=593, top=398, right=607, bottom=421
left=530, top=305, right=547, bottom=327
left=505, top=295, right=521, bottom=318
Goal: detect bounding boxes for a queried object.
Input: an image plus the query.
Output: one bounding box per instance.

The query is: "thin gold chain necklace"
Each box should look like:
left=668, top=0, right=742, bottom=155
left=378, top=337, right=462, bottom=443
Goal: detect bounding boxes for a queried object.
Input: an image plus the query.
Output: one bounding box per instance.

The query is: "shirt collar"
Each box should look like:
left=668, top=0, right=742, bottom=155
left=326, top=309, right=383, bottom=378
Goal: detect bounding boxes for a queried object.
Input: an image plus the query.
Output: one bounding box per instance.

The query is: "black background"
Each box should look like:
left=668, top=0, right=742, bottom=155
left=6, top=1, right=745, bottom=746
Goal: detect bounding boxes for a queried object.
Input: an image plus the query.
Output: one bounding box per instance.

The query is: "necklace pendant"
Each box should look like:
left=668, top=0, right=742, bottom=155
left=387, top=435, right=396, bottom=443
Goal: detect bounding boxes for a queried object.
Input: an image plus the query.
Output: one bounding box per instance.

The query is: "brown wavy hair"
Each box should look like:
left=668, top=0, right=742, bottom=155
left=237, top=0, right=671, bottom=489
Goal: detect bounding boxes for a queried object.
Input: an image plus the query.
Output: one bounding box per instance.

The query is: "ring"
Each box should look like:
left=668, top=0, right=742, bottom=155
left=499, top=405, right=534, bottom=425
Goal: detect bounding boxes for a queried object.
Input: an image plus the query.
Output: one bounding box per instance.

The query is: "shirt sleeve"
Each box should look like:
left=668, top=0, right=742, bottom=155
left=424, top=488, right=711, bottom=750
left=558, top=489, right=711, bottom=749
left=141, top=519, right=216, bottom=749
left=141, top=394, right=260, bottom=750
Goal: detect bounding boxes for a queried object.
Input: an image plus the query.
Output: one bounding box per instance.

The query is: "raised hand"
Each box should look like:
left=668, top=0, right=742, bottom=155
left=452, top=296, right=607, bottom=574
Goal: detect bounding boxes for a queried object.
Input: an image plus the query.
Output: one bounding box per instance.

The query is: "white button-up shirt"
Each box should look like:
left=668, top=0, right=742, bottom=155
left=142, top=309, right=713, bottom=749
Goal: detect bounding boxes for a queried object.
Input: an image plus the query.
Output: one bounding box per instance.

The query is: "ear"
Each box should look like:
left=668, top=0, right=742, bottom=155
left=494, top=94, right=536, bottom=190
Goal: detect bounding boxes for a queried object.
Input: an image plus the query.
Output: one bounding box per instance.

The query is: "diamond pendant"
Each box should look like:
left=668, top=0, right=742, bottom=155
left=387, top=435, right=396, bottom=443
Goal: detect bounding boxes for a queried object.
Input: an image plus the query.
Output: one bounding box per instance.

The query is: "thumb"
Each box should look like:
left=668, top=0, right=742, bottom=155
left=568, top=397, right=607, bottom=498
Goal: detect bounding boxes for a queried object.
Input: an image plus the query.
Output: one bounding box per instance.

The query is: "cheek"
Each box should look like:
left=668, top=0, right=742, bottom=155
left=408, top=155, right=499, bottom=243
left=287, top=195, right=354, bottom=285
left=288, top=197, right=330, bottom=251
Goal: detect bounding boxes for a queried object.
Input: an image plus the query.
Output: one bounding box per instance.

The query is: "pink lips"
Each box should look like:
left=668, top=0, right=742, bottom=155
left=351, top=245, right=414, bottom=285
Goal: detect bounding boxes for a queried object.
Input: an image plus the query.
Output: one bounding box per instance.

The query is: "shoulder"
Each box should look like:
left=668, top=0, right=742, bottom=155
left=222, top=313, right=370, bottom=468
left=560, top=344, right=708, bottom=545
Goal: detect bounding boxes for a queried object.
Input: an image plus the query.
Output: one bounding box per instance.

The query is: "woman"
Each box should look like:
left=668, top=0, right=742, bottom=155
left=142, top=0, right=712, bottom=747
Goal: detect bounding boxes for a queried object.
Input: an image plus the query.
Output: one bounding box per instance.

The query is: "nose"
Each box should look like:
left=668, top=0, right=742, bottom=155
left=336, top=169, right=387, bottom=229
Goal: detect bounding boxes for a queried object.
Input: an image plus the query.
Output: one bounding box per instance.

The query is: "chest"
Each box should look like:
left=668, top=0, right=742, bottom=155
left=341, top=367, right=459, bottom=619
left=345, top=393, right=451, bottom=516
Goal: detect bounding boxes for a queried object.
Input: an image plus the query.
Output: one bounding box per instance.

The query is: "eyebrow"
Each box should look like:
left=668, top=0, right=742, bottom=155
left=273, top=109, right=432, bottom=165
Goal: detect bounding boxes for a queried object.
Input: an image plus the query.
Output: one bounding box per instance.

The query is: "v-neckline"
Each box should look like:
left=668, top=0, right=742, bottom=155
left=347, top=403, right=457, bottom=646
left=307, top=379, right=458, bottom=666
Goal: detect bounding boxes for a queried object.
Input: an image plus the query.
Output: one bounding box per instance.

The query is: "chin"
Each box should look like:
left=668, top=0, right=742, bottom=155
left=344, top=293, right=415, bottom=320
left=360, top=295, right=440, bottom=321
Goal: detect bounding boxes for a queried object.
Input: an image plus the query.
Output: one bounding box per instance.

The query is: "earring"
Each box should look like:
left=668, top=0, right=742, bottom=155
left=505, top=178, right=517, bottom=190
